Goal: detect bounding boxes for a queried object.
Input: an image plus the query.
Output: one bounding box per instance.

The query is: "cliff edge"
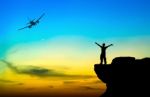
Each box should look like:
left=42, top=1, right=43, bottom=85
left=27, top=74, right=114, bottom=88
left=94, top=57, right=150, bottom=97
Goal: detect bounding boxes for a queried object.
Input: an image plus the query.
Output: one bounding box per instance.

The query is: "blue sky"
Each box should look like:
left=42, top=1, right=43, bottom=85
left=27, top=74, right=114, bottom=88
left=0, top=0, right=150, bottom=58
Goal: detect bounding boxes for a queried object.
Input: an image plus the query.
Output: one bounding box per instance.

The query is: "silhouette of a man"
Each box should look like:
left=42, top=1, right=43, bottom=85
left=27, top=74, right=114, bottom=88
left=95, top=42, right=113, bottom=65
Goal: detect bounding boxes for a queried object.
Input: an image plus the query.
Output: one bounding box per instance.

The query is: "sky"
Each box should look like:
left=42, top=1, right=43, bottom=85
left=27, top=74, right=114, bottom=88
left=0, top=0, right=150, bottom=96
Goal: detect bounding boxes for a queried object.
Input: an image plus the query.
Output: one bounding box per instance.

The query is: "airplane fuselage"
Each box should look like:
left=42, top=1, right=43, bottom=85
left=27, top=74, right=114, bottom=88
left=28, top=21, right=38, bottom=28
left=30, top=21, right=36, bottom=25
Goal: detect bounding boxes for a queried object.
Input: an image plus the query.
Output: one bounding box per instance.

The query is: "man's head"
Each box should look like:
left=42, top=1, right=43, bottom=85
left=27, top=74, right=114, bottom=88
left=102, top=43, right=105, bottom=46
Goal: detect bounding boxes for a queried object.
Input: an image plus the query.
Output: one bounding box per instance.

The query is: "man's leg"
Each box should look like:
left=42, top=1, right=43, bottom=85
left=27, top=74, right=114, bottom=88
left=100, top=55, right=103, bottom=64
left=104, top=57, right=107, bottom=65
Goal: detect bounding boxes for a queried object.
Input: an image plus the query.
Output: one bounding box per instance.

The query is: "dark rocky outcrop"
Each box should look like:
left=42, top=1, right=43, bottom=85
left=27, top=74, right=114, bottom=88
left=94, top=57, right=150, bottom=97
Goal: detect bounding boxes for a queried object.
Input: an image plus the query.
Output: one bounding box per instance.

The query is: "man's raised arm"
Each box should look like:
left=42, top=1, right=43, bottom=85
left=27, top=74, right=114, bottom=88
left=106, top=44, right=113, bottom=48
left=95, top=42, right=102, bottom=47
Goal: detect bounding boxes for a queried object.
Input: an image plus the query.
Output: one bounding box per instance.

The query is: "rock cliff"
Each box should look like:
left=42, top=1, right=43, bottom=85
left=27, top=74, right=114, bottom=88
left=94, top=57, right=150, bottom=97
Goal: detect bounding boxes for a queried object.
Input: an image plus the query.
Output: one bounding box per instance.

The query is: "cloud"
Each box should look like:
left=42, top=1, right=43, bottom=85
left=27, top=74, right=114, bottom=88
left=80, top=86, right=99, bottom=90
left=19, top=66, right=65, bottom=77
left=48, top=86, right=54, bottom=88
left=91, top=80, right=103, bottom=84
left=0, top=79, right=14, bottom=83
left=1, top=60, right=95, bottom=78
left=63, top=81, right=78, bottom=84
left=17, top=83, right=24, bottom=85
left=1, top=60, right=66, bottom=76
left=1, top=60, right=18, bottom=73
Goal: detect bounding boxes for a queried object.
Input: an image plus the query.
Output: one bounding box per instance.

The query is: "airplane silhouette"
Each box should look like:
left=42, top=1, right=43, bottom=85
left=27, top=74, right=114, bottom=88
left=18, top=13, right=45, bottom=30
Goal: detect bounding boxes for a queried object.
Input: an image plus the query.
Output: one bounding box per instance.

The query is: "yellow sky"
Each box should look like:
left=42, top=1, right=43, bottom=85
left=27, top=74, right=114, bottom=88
left=0, top=66, right=106, bottom=96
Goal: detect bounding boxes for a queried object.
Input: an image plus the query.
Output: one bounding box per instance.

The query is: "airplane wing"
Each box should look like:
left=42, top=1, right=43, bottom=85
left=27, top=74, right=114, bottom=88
left=36, top=13, right=45, bottom=22
left=18, top=25, right=30, bottom=30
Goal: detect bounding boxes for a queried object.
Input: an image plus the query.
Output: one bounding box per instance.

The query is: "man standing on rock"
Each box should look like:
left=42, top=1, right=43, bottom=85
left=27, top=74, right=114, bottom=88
left=95, top=42, right=113, bottom=65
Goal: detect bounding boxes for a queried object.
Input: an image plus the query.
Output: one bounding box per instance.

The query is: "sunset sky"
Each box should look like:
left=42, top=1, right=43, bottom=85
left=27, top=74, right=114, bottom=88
left=0, top=0, right=150, bottom=96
